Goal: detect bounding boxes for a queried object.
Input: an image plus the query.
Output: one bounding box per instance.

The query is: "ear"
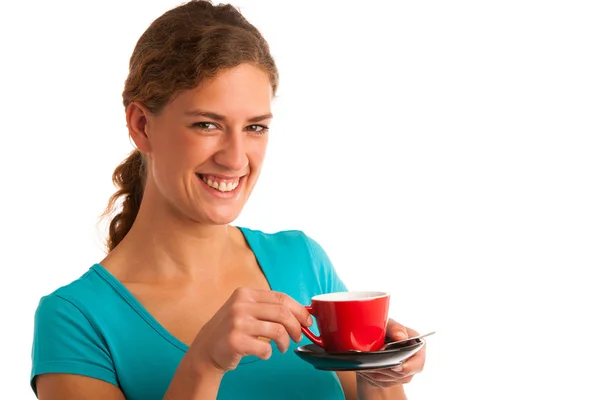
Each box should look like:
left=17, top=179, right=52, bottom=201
left=126, top=102, right=152, bottom=153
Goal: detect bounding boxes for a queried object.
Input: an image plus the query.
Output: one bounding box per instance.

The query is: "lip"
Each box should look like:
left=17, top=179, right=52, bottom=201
left=196, top=173, right=246, bottom=180
left=196, top=173, right=246, bottom=199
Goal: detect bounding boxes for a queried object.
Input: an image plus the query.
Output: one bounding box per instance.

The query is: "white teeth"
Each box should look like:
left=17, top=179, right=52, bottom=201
left=200, top=175, right=240, bottom=192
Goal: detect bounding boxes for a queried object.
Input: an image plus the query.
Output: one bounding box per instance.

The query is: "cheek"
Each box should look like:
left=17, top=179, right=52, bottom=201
left=154, top=131, right=210, bottom=169
left=248, top=139, right=268, bottom=170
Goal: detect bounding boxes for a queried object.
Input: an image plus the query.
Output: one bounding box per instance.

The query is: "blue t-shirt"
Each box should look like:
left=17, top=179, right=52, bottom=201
left=30, top=228, right=348, bottom=399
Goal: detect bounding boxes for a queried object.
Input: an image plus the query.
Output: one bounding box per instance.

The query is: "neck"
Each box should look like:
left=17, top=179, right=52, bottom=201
left=106, top=189, right=239, bottom=283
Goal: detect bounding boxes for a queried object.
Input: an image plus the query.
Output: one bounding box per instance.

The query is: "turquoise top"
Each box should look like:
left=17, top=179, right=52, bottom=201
left=30, top=228, right=348, bottom=399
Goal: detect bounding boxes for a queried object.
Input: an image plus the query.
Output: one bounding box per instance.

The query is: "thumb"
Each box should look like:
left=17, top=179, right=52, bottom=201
left=387, top=318, right=409, bottom=340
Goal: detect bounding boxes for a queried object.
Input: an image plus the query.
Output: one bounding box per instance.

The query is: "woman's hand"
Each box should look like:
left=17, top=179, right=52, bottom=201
left=357, top=319, right=427, bottom=388
left=187, top=287, right=312, bottom=375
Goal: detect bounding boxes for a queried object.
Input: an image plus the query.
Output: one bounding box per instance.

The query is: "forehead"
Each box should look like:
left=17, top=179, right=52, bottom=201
left=167, top=64, right=273, bottom=118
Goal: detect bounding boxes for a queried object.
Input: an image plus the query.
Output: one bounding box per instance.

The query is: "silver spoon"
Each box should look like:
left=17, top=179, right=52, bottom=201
left=381, top=330, right=436, bottom=350
left=347, top=330, right=436, bottom=353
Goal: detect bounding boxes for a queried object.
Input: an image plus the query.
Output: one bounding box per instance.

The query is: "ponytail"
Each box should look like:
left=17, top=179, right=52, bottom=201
left=103, top=150, right=146, bottom=252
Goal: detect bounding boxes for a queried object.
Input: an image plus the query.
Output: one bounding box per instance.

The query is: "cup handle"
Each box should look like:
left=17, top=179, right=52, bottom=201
left=300, top=305, right=324, bottom=348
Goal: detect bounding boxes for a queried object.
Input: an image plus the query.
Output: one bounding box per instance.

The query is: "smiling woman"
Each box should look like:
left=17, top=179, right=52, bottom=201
left=29, top=1, right=425, bottom=399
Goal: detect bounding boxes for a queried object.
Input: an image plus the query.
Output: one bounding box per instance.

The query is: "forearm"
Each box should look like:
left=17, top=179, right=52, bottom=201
left=163, top=353, right=223, bottom=400
left=357, top=375, right=407, bottom=400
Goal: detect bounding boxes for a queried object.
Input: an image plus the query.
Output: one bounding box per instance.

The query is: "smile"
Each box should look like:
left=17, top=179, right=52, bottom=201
left=196, top=174, right=241, bottom=193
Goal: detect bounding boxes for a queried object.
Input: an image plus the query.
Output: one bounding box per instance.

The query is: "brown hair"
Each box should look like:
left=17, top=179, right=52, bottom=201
left=102, top=0, right=278, bottom=252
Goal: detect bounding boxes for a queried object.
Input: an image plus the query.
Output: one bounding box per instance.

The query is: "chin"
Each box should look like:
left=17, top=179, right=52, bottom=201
left=199, top=207, right=243, bottom=226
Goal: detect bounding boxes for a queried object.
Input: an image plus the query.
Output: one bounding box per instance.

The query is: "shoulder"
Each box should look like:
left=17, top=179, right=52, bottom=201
left=33, top=265, right=114, bottom=325
left=31, top=269, right=120, bottom=395
left=31, top=266, right=119, bottom=387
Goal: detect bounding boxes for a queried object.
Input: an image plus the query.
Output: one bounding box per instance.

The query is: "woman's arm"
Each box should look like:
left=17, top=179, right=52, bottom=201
left=162, top=352, right=222, bottom=399
left=337, top=372, right=358, bottom=399
left=36, top=354, right=223, bottom=400
left=36, top=374, right=127, bottom=400
left=337, top=372, right=408, bottom=400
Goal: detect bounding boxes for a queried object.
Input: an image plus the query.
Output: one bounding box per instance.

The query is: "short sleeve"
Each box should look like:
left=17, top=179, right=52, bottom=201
left=30, top=294, right=118, bottom=396
left=303, top=233, right=349, bottom=294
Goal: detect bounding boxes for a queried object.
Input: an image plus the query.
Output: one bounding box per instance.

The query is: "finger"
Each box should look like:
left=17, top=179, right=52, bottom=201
left=362, top=369, right=415, bottom=387
left=247, top=303, right=303, bottom=343
left=401, top=346, right=426, bottom=375
left=247, top=319, right=291, bottom=353
left=249, top=289, right=312, bottom=327
left=358, top=372, right=401, bottom=388
left=391, top=363, right=404, bottom=373
left=230, top=332, right=273, bottom=360
left=405, top=326, right=420, bottom=338
left=357, top=373, right=388, bottom=388
left=386, top=318, right=409, bottom=340
left=361, top=369, right=404, bottom=382
left=360, top=372, right=399, bottom=383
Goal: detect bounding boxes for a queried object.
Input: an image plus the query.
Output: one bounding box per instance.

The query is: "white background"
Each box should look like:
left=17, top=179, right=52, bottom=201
left=1, top=0, right=599, bottom=399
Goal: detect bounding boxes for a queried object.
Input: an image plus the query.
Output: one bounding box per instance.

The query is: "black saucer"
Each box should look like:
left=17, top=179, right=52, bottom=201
left=294, top=338, right=424, bottom=371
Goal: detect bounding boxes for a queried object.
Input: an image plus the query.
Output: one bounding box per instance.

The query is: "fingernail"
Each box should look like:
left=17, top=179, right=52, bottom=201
left=306, top=316, right=313, bottom=326
left=392, top=365, right=403, bottom=372
left=394, top=330, right=408, bottom=339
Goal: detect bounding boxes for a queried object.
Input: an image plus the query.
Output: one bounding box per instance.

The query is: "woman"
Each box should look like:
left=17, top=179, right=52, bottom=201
left=30, top=1, right=426, bottom=399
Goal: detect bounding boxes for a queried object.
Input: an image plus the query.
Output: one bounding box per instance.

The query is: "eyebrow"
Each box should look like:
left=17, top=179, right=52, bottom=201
left=184, top=110, right=273, bottom=123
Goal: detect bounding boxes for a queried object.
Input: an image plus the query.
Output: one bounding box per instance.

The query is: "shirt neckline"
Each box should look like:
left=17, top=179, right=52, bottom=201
left=91, top=226, right=274, bottom=362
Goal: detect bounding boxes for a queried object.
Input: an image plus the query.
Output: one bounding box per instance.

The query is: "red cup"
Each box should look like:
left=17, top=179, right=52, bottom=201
left=300, top=291, right=390, bottom=353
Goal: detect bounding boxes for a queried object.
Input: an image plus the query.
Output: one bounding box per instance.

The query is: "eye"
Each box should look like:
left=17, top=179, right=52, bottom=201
left=246, top=124, right=270, bottom=134
left=192, top=122, right=218, bottom=131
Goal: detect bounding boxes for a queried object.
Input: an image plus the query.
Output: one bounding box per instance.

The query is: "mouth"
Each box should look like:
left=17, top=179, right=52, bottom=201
left=196, top=173, right=243, bottom=193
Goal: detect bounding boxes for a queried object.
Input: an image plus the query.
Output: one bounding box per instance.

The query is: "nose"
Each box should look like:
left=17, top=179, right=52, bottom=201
left=213, top=131, right=248, bottom=172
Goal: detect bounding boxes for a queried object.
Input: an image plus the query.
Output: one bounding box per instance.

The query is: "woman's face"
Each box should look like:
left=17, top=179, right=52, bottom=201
left=136, top=63, right=273, bottom=225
